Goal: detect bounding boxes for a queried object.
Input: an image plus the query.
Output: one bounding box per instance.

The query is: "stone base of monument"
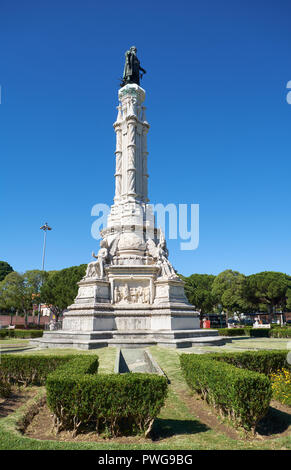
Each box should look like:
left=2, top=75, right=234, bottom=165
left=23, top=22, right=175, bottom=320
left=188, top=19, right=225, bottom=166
left=31, top=329, right=224, bottom=349
left=31, top=272, right=225, bottom=350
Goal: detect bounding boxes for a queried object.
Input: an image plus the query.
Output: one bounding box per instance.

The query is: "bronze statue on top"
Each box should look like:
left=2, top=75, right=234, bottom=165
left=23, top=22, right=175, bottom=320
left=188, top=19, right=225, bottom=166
left=120, top=46, right=146, bottom=87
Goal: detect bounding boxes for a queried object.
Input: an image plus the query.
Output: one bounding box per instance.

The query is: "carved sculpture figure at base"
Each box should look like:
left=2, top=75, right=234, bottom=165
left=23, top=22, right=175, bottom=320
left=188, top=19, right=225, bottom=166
left=90, top=239, right=109, bottom=279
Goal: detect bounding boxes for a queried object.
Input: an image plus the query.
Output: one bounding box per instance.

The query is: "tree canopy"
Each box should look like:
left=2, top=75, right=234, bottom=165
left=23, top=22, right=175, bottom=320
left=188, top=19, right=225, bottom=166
left=40, top=264, right=86, bottom=319
left=246, top=271, right=289, bottom=314
left=0, top=261, right=13, bottom=282
left=211, top=269, right=248, bottom=316
left=0, top=269, right=47, bottom=319
left=182, top=273, right=217, bottom=315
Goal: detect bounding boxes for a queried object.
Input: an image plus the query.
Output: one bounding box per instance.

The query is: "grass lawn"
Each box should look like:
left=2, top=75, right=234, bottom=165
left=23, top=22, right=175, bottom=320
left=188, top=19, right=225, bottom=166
left=0, top=341, right=290, bottom=450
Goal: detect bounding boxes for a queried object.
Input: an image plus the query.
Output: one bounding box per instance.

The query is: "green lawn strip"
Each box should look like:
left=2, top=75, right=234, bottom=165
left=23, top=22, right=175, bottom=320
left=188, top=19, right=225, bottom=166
left=0, top=339, right=30, bottom=345
left=180, top=338, right=290, bottom=355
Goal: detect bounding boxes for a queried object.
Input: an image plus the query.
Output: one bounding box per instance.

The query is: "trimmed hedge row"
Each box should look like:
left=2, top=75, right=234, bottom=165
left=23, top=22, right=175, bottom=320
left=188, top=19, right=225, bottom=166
left=270, top=328, right=291, bottom=338
left=205, top=350, right=289, bottom=376
left=0, top=379, right=11, bottom=398
left=218, top=327, right=291, bottom=338
left=46, top=357, right=168, bottom=437
left=180, top=354, right=271, bottom=432
left=0, top=329, right=43, bottom=339
left=217, top=328, right=246, bottom=336
left=0, top=354, right=81, bottom=386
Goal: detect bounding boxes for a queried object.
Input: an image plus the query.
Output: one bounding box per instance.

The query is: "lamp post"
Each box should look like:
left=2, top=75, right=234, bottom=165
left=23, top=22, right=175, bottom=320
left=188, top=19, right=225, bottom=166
left=40, top=222, right=52, bottom=271
left=38, top=222, right=52, bottom=326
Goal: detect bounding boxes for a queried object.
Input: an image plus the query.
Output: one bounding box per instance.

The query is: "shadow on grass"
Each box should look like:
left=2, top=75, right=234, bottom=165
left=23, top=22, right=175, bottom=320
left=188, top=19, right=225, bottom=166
left=256, top=406, right=291, bottom=436
left=151, top=417, right=210, bottom=440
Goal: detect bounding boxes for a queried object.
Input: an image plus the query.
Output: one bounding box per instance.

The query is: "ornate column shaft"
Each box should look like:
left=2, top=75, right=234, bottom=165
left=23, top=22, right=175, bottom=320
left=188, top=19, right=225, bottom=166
left=126, top=115, right=137, bottom=197
left=113, top=106, right=123, bottom=201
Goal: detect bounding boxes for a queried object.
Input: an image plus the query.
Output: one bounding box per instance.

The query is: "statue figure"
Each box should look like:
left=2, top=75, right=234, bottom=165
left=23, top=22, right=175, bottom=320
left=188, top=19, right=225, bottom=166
left=121, top=46, right=146, bottom=87
left=84, top=260, right=99, bottom=278
left=146, top=231, right=178, bottom=280
left=92, top=239, right=109, bottom=279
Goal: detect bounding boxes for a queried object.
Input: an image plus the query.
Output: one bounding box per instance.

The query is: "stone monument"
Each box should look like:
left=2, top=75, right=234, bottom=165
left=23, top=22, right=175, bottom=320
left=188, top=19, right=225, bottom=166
left=35, top=48, right=224, bottom=349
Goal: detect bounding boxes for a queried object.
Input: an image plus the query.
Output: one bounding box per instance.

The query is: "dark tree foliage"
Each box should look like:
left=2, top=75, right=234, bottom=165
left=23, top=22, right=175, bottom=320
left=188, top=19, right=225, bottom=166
left=246, top=271, right=289, bottom=316
left=181, top=273, right=217, bottom=315
left=0, top=261, right=13, bottom=282
left=40, top=264, right=87, bottom=319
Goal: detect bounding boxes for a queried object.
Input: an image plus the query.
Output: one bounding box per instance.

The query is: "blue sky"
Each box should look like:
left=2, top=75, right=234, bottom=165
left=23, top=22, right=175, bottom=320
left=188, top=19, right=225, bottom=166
left=1, top=0, right=291, bottom=277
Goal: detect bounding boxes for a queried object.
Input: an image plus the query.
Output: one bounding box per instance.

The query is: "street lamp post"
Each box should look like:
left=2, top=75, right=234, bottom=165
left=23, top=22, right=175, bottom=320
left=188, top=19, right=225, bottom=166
left=38, top=222, right=52, bottom=326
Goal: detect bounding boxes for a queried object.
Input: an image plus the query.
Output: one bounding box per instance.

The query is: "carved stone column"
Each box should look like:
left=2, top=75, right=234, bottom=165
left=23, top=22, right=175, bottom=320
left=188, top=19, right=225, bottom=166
left=142, top=119, right=149, bottom=202
left=127, top=117, right=137, bottom=197
left=113, top=106, right=123, bottom=202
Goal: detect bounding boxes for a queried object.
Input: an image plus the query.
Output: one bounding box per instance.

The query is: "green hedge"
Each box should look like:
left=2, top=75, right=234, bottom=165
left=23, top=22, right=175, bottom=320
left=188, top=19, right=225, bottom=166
left=205, top=350, right=289, bottom=376
left=270, top=328, right=291, bottom=338
left=180, top=354, right=272, bottom=432
left=46, top=357, right=168, bottom=437
left=217, top=328, right=246, bottom=336
left=0, top=379, right=11, bottom=398
left=0, top=329, right=43, bottom=339
left=248, top=329, right=270, bottom=338
left=0, top=354, right=82, bottom=386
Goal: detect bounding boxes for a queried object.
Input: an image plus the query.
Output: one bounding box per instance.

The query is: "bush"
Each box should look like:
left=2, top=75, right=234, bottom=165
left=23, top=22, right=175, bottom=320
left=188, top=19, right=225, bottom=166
left=217, top=328, right=246, bottom=336
left=0, top=379, right=11, bottom=398
left=206, top=350, right=289, bottom=376
left=46, top=357, right=168, bottom=437
left=270, top=328, right=291, bottom=338
left=270, top=368, right=291, bottom=406
left=180, top=354, right=272, bottom=432
left=0, top=329, right=43, bottom=339
left=0, top=354, right=82, bottom=386
left=248, top=329, right=270, bottom=338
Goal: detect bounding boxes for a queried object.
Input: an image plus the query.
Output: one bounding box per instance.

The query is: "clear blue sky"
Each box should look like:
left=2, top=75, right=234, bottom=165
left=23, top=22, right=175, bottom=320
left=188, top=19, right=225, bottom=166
left=1, top=0, right=291, bottom=277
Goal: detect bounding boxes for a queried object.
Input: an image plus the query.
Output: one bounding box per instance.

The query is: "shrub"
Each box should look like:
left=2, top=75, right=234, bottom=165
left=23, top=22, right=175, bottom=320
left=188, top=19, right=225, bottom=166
left=206, top=350, right=289, bottom=376
left=248, top=329, right=270, bottom=338
left=0, top=354, right=83, bottom=386
left=13, top=329, right=43, bottom=339
left=0, top=379, right=11, bottom=398
left=46, top=357, right=168, bottom=437
left=180, top=354, right=272, bottom=432
left=270, top=328, right=291, bottom=338
left=270, top=368, right=291, bottom=406
left=0, top=329, right=43, bottom=339
left=217, top=328, right=246, bottom=336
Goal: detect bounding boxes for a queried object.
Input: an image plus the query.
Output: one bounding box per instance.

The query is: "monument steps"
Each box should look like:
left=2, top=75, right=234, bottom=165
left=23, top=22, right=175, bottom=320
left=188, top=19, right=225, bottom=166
left=31, top=329, right=225, bottom=349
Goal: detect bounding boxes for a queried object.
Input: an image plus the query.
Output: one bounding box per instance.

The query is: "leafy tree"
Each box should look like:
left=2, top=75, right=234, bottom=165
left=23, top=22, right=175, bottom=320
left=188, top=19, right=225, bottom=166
left=40, top=264, right=86, bottom=320
left=286, top=289, right=291, bottom=311
left=182, top=273, right=217, bottom=317
left=211, top=269, right=248, bottom=321
left=0, top=272, right=26, bottom=324
left=246, top=271, right=289, bottom=319
left=0, top=261, right=13, bottom=282
left=0, top=270, right=48, bottom=326
left=23, top=270, right=48, bottom=325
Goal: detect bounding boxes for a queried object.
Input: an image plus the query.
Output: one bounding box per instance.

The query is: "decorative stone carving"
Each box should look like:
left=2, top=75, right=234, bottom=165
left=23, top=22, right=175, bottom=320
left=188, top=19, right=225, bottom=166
left=114, top=283, right=150, bottom=305
left=146, top=232, right=178, bottom=280
left=118, top=232, right=146, bottom=252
